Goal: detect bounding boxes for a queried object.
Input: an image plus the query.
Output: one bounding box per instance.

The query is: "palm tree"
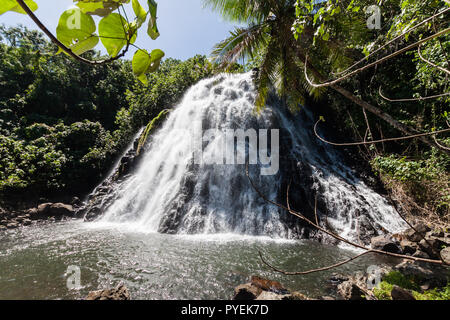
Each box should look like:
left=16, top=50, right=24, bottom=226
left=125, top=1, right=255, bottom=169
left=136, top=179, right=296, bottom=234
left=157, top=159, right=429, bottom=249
left=204, top=0, right=447, bottom=152
left=205, top=0, right=321, bottom=110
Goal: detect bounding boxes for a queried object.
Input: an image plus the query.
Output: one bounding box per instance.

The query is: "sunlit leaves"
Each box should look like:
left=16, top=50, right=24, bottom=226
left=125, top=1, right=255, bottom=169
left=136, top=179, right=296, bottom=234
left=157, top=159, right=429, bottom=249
left=98, top=13, right=128, bottom=57
left=76, top=0, right=130, bottom=17
left=147, top=0, right=159, bottom=40
left=132, top=48, right=165, bottom=84
left=5, top=0, right=163, bottom=83
left=0, top=0, right=38, bottom=15
left=56, top=8, right=99, bottom=55
left=132, top=0, right=147, bottom=28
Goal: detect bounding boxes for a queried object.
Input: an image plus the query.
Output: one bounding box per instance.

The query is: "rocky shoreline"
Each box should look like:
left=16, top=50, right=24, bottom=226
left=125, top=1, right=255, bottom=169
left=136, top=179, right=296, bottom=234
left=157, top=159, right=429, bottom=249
left=2, top=205, right=448, bottom=300
left=0, top=200, right=82, bottom=231
left=232, top=223, right=449, bottom=301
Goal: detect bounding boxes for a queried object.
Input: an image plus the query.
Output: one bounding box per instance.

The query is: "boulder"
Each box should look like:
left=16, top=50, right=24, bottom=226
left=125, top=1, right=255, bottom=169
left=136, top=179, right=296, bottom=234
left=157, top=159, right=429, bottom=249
left=37, top=203, right=52, bottom=216
left=36, top=203, right=75, bottom=219
left=85, top=284, right=130, bottom=300
left=413, top=222, right=431, bottom=234
left=418, top=238, right=446, bottom=259
left=394, top=260, right=448, bottom=288
left=400, top=240, right=419, bottom=255
left=255, top=291, right=309, bottom=301
left=412, top=250, right=430, bottom=259
left=6, top=222, right=19, bottom=229
left=403, top=228, right=425, bottom=242
left=337, top=281, right=366, bottom=300
left=250, top=276, right=289, bottom=294
left=440, top=247, right=450, bottom=265
left=371, top=235, right=401, bottom=253
left=390, top=285, right=415, bottom=300
left=26, top=208, right=39, bottom=220
left=233, top=283, right=262, bottom=300
left=255, top=291, right=289, bottom=300
left=318, top=296, right=336, bottom=300
left=48, top=203, right=75, bottom=217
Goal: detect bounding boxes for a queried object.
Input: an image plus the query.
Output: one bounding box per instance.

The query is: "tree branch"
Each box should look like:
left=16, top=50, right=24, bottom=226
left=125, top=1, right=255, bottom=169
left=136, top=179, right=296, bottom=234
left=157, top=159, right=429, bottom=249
left=305, top=28, right=450, bottom=88
left=313, top=119, right=450, bottom=147
left=16, top=0, right=131, bottom=66
left=379, top=87, right=450, bottom=102
left=332, top=8, right=450, bottom=77
left=245, top=163, right=447, bottom=265
left=418, top=44, right=450, bottom=76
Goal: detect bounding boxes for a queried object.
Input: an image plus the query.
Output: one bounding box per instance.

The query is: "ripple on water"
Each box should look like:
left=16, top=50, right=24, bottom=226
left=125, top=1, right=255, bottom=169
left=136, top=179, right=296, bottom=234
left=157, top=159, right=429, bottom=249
left=0, top=221, right=391, bottom=300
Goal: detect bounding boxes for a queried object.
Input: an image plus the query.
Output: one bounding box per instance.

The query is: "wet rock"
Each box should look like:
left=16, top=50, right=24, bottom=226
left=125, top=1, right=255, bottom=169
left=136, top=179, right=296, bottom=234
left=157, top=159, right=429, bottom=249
left=391, top=285, right=415, bottom=300
left=413, top=222, right=431, bottom=235
left=440, top=247, right=450, bottom=265
left=403, top=228, right=425, bottom=243
left=371, top=235, right=401, bottom=253
left=71, top=197, right=82, bottom=207
left=418, top=238, right=446, bottom=259
left=337, top=281, right=366, bottom=300
left=0, top=225, right=6, bottom=231
left=85, top=284, right=130, bottom=300
left=318, top=296, right=336, bottom=300
left=412, top=250, right=430, bottom=259
left=400, top=240, right=419, bottom=255
left=394, top=260, right=449, bottom=288
left=233, top=277, right=310, bottom=300
left=26, top=208, right=39, bottom=220
left=250, top=276, right=288, bottom=294
left=6, top=222, right=19, bottom=229
left=48, top=203, right=75, bottom=218
left=429, top=230, right=444, bottom=238
left=37, top=203, right=52, bottom=216
left=233, top=283, right=262, bottom=300
left=256, top=291, right=290, bottom=300
left=22, top=219, right=32, bottom=226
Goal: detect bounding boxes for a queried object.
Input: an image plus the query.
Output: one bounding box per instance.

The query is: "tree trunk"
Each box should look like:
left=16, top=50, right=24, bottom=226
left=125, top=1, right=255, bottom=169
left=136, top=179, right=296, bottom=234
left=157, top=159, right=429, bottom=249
left=296, top=49, right=449, bottom=154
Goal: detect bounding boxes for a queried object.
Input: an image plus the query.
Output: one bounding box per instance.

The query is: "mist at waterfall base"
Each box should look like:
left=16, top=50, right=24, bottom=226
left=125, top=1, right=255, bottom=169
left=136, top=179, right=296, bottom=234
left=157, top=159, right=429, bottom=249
left=0, top=73, right=406, bottom=299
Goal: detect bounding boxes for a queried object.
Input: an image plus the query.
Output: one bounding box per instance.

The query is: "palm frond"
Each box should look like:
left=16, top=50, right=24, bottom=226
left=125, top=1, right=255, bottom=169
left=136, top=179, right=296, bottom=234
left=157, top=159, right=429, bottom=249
left=211, top=24, right=269, bottom=70
left=203, top=0, right=277, bottom=24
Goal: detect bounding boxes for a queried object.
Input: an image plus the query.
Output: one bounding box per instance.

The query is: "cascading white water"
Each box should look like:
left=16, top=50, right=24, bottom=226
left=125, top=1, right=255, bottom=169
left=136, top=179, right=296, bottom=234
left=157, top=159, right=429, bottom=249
left=96, top=72, right=406, bottom=241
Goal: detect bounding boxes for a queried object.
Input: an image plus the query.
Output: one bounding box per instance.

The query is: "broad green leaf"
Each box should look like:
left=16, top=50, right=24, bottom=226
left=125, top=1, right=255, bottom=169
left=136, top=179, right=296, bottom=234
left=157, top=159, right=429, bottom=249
left=132, top=0, right=147, bottom=28
left=70, top=35, right=99, bottom=55
left=0, top=0, right=38, bottom=15
left=98, top=13, right=128, bottom=57
left=132, top=48, right=164, bottom=83
left=147, top=48, right=164, bottom=72
left=147, top=0, right=160, bottom=40
left=76, top=0, right=130, bottom=17
left=56, top=8, right=98, bottom=55
left=132, top=49, right=152, bottom=84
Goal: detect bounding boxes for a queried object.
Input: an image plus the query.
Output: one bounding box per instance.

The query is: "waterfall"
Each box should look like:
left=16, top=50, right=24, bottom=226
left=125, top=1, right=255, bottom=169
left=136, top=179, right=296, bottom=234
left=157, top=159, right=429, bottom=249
left=93, top=72, right=406, bottom=242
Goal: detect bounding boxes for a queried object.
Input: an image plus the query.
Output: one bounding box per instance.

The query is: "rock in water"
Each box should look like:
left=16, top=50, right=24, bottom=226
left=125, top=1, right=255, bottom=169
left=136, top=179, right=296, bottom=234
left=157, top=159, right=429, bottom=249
left=250, top=276, right=288, bottom=294
left=233, top=284, right=262, bottom=300
left=337, top=281, right=366, bottom=300
left=85, top=284, right=130, bottom=300
left=371, top=235, right=401, bottom=253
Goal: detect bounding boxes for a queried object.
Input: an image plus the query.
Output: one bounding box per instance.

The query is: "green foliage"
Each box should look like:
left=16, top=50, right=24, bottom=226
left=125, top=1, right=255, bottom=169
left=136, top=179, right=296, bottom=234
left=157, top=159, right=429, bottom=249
left=372, top=151, right=448, bottom=182
left=136, top=109, right=170, bottom=155
left=0, top=0, right=164, bottom=83
left=373, top=271, right=450, bottom=300
left=0, top=26, right=212, bottom=200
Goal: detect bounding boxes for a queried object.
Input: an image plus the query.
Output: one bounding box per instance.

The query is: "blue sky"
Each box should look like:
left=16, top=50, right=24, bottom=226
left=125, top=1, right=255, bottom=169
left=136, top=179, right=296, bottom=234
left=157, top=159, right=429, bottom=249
left=0, top=0, right=238, bottom=60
